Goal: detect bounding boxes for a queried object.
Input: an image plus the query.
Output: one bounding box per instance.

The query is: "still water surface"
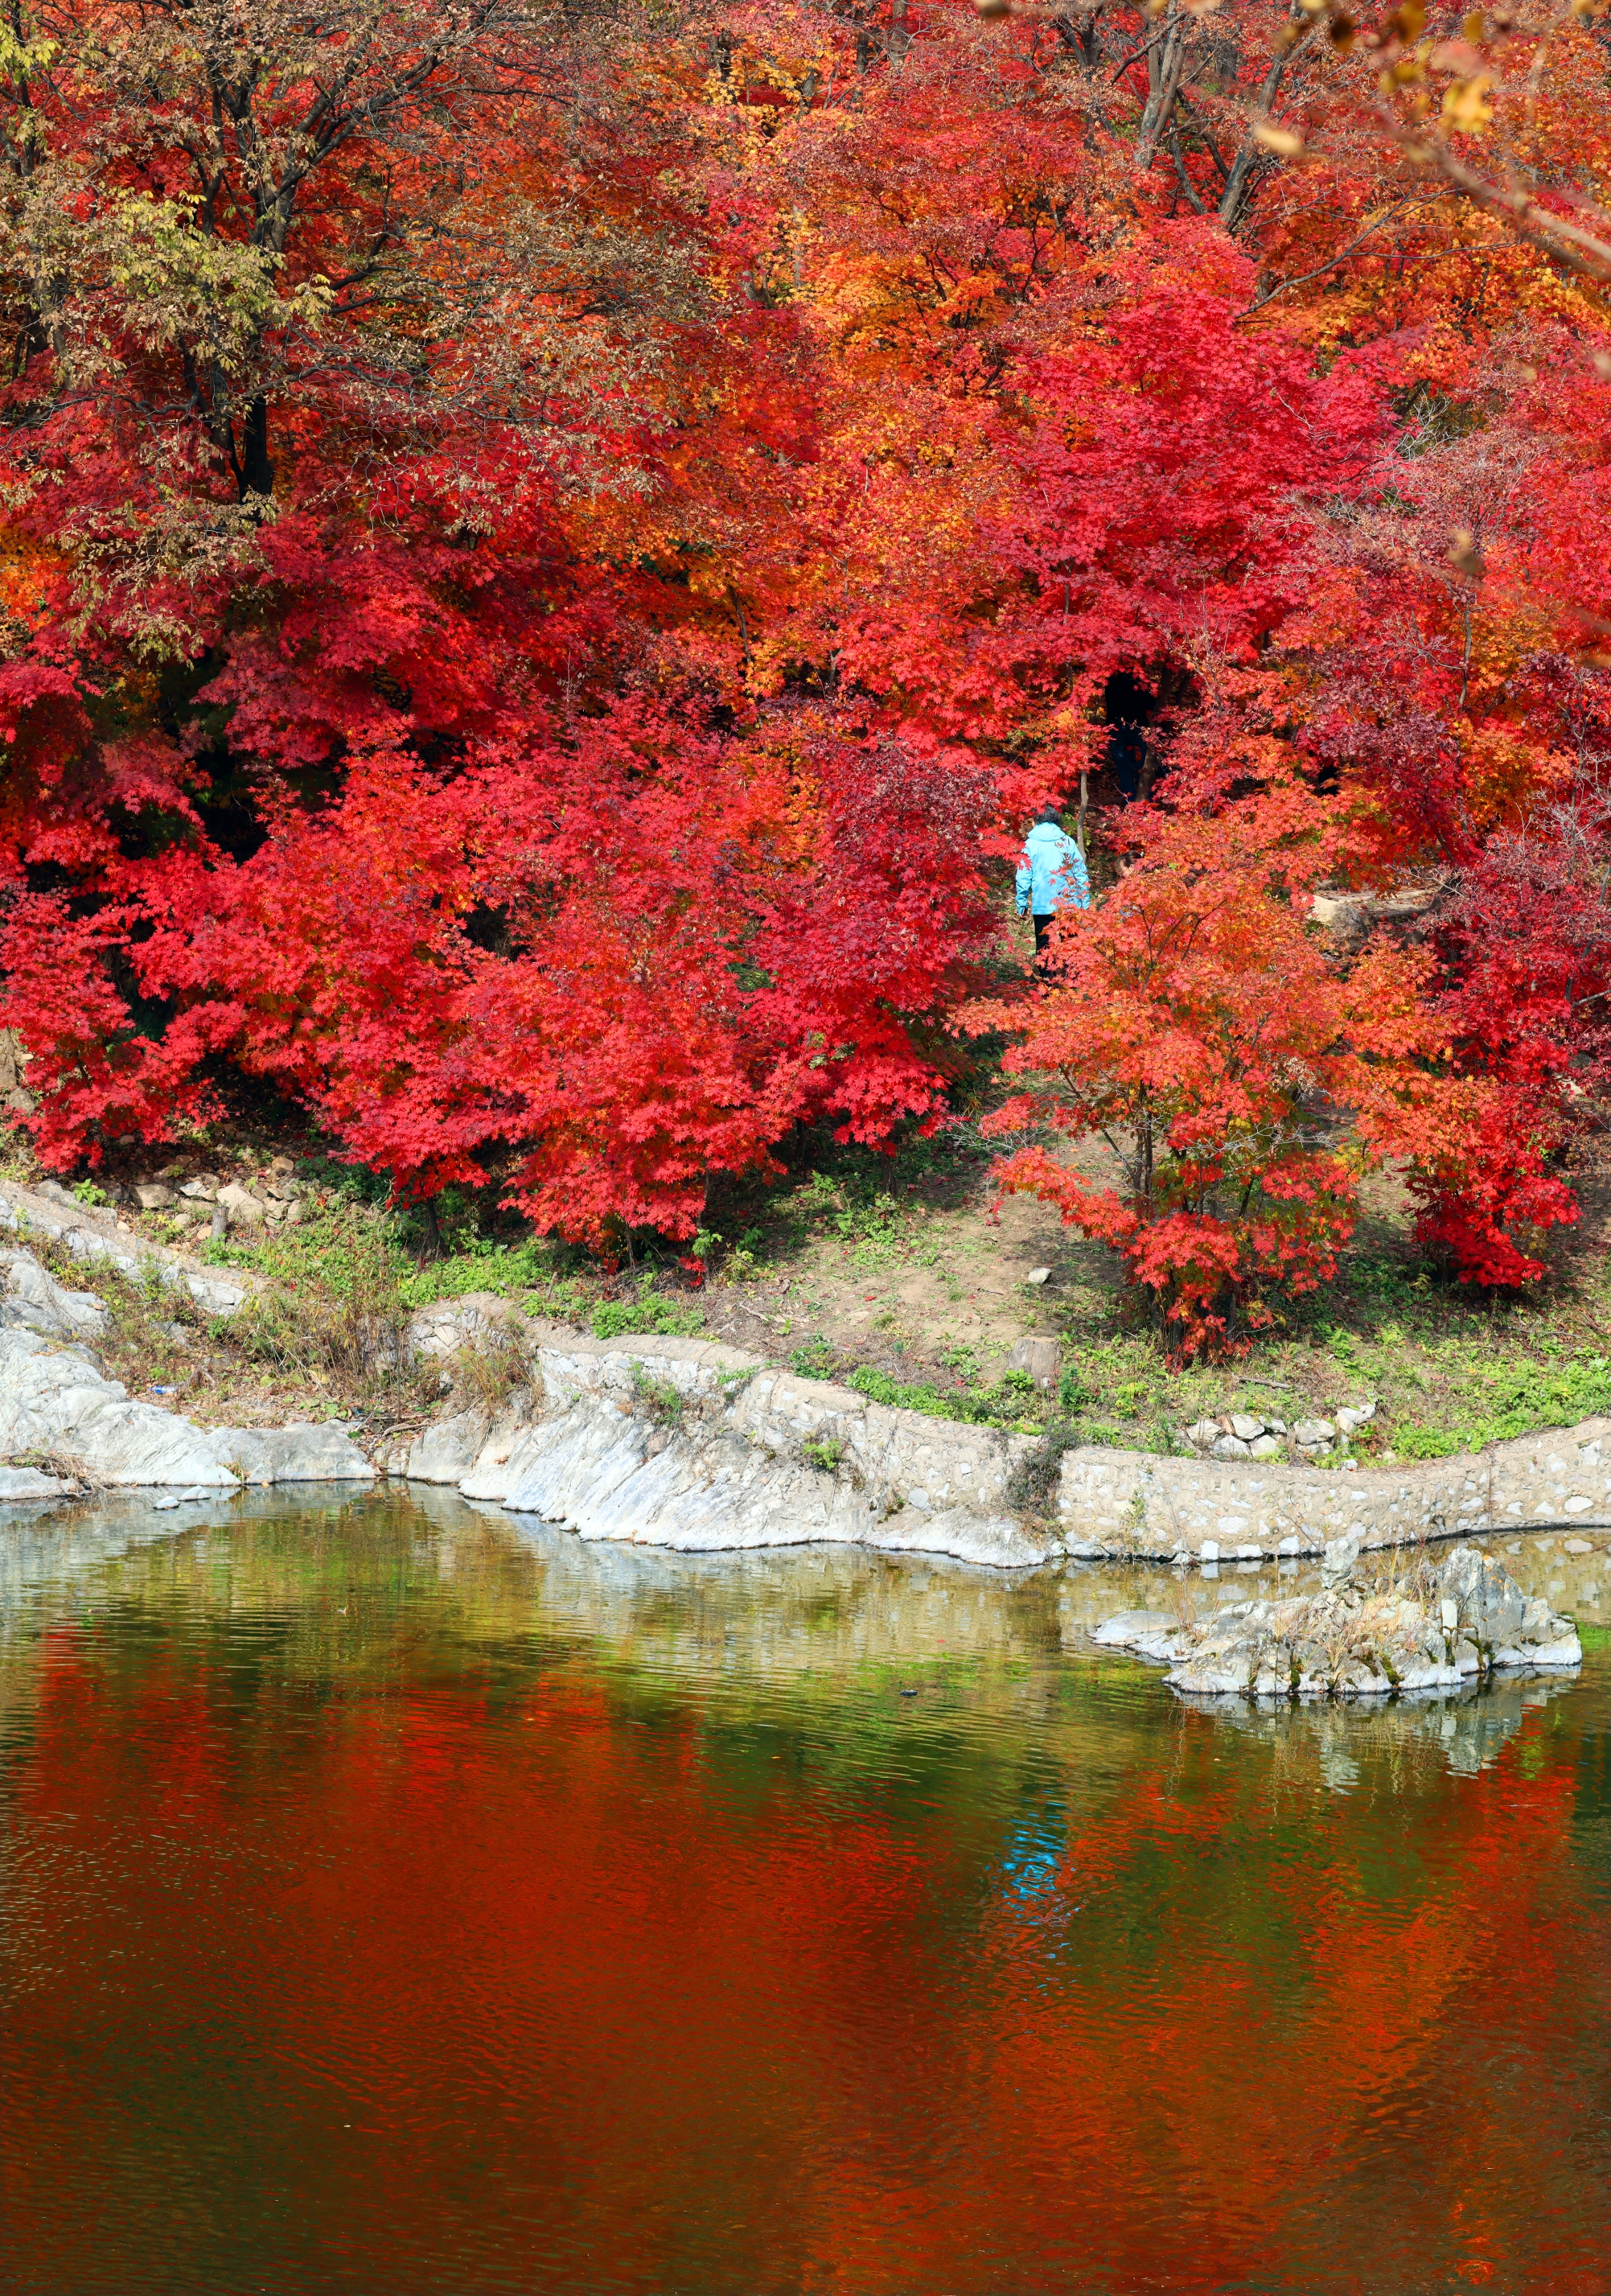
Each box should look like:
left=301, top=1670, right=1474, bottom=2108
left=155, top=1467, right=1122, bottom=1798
left=2, top=1488, right=1609, bottom=2294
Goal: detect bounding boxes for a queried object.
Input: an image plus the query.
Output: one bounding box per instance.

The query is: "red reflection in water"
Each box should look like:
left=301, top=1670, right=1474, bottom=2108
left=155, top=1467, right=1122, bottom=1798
left=3, top=1613, right=1610, bottom=2296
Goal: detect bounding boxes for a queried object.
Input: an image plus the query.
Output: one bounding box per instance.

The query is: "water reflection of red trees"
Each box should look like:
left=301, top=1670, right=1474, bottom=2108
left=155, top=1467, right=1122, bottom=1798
left=4, top=1623, right=1609, bottom=2294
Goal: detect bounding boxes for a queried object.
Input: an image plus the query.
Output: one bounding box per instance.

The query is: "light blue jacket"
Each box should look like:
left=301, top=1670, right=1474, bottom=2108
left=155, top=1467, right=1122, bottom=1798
left=1016, top=821, right=1089, bottom=916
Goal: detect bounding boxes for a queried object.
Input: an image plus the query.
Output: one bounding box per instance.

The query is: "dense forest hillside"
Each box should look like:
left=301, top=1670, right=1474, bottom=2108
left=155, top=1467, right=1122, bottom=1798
left=2, top=0, right=1609, bottom=1361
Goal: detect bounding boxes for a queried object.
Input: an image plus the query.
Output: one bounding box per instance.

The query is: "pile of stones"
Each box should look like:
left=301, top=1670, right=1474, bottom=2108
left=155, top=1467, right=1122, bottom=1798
left=1180, top=1401, right=1376, bottom=1462
left=84, top=1158, right=314, bottom=1242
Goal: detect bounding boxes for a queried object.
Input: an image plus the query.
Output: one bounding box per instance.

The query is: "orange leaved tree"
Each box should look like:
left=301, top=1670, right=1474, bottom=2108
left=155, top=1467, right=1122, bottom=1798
left=966, top=766, right=1469, bottom=1359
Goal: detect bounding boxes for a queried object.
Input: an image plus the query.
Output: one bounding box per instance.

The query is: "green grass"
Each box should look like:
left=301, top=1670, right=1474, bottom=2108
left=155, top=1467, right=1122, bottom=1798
left=588, top=1284, right=706, bottom=1342
left=1390, top=1352, right=1611, bottom=1457
left=846, top=1362, right=1044, bottom=1432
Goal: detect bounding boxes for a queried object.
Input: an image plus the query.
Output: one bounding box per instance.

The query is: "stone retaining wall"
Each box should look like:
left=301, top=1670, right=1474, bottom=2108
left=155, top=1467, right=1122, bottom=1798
left=1058, top=1426, right=1611, bottom=1563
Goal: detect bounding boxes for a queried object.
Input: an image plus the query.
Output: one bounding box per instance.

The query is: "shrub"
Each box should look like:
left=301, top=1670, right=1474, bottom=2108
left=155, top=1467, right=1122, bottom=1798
left=630, top=1366, right=684, bottom=1425
left=788, top=1335, right=838, bottom=1381
left=801, top=1436, right=845, bottom=1473
left=1005, top=1421, right=1083, bottom=1516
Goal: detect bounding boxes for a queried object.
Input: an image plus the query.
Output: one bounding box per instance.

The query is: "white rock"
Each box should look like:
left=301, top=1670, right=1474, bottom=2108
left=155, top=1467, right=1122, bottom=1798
left=1025, top=1266, right=1052, bottom=1286
left=1292, top=1418, right=1335, bottom=1446
left=0, top=1326, right=237, bottom=1487
left=1229, top=1413, right=1264, bottom=1441
left=406, top=1293, right=521, bottom=1362
left=1321, top=1531, right=1361, bottom=1588
left=1090, top=1610, right=1187, bottom=1662
left=134, top=1183, right=176, bottom=1211
left=216, top=1425, right=375, bottom=1485
left=1186, top=1418, right=1220, bottom=1447
left=0, top=1462, right=72, bottom=1500
left=395, top=1408, right=491, bottom=1484
left=1212, top=1434, right=1251, bottom=1459
left=1248, top=1436, right=1283, bottom=1459
left=1, top=1248, right=108, bottom=1341
left=438, top=1337, right=1057, bottom=1572
left=0, top=1324, right=372, bottom=1491
left=0, top=1181, right=257, bottom=1316
left=1097, top=1545, right=1579, bottom=1701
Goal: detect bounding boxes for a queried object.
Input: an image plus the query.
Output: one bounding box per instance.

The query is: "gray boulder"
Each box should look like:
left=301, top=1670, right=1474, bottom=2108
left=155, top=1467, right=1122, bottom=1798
left=407, top=1292, right=522, bottom=1362
left=392, top=1406, right=493, bottom=1484
left=1, top=1248, right=109, bottom=1341
left=0, top=1462, right=74, bottom=1500
left=1091, top=1609, right=1187, bottom=1664
left=1321, top=1530, right=1362, bottom=1589
left=0, top=1180, right=257, bottom=1315
left=215, top=1181, right=267, bottom=1228
left=214, top=1424, right=376, bottom=1485
left=0, top=1325, right=239, bottom=1487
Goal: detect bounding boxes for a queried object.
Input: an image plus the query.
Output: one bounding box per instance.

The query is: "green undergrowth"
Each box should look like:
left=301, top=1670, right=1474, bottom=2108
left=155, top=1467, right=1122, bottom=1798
left=586, top=1282, right=706, bottom=1342
left=846, top=1361, right=1043, bottom=1430
left=27, top=1097, right=1611, bottom=1463
left=838, top=1361, right=1140, bottom=1450
left=1387, top=1352, right=1611, bottom=1458
left=696, top=1121, right=995, bottom=1280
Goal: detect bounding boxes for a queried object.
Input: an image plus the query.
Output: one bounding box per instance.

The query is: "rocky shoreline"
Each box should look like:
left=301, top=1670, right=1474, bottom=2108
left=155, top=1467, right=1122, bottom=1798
left=3, top=1178, right=1611, bottom=1580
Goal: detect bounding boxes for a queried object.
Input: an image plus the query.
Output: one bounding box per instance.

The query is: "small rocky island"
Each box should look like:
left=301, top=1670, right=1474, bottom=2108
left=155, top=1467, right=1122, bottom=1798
left=1094, top=1540, right=1583, bottom=1700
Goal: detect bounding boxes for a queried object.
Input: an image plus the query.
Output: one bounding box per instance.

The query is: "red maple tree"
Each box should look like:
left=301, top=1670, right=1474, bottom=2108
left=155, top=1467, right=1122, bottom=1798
left=2, top=2, right=1610, bottom=1330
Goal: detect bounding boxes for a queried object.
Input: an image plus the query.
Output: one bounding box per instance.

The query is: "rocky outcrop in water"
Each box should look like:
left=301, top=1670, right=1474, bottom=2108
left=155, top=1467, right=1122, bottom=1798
left=1092, top=1541, right=1582, bottom=1698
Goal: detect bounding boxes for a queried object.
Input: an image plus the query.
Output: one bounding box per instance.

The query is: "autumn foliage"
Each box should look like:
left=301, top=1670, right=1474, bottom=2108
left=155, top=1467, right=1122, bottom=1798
left=2, top=1, right=1611, bottom=1341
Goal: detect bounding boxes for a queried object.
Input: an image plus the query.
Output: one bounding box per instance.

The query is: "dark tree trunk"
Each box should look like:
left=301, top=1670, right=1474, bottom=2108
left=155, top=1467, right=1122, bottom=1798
left=240, top=394, right=273, bottom=497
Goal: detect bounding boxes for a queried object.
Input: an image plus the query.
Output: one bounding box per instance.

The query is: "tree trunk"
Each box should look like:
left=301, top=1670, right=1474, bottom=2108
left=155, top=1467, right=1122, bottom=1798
left=240, top=394, right=273, bottom=498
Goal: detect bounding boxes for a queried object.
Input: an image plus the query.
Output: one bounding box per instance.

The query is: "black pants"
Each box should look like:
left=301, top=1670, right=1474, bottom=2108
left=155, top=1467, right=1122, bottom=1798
left=1033, top=914, right=1055, bottom=957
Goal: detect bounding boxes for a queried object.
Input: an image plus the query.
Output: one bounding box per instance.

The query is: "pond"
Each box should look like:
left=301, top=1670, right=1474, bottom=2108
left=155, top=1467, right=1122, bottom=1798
left=2, top=1489, right=1609, bottom=2294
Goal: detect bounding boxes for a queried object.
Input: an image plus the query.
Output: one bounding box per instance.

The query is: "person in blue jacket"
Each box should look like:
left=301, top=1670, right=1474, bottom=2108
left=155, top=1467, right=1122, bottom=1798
left=1016, top=808, right=1090, bottom=959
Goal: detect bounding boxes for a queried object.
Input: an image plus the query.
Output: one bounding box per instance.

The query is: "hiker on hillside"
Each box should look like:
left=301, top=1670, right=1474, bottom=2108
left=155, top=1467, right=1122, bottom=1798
left=1016, top=808, right=1090, bottom=961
